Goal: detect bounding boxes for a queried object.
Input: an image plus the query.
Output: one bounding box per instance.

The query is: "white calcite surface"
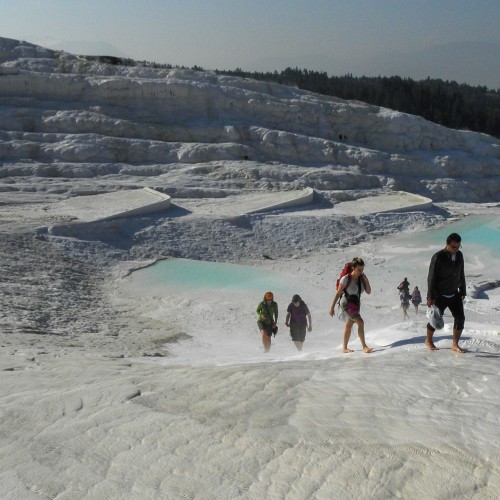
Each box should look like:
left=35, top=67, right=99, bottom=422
left=49, top=187, right=170, bottom=222
left=1, top=37, right=499, bottom=205
left=1, top=37, right=500, bottom=499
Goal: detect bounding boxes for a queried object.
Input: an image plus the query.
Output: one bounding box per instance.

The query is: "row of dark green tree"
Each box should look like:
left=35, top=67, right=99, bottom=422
left=215, top=67, right=499, bottom=139
left=81, top=56, right=499, bottom=138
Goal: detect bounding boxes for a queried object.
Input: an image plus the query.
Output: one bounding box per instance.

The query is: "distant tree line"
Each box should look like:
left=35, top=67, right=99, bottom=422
left=81, top=55, right=137, bottom=67
left=78, top=56, right=499, bottom=138
left=215, top=67, right=499, bottom=139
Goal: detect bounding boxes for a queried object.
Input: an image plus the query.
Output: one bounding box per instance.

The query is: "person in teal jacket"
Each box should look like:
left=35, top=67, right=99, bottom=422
left=256, top=291, right=278, bottom=353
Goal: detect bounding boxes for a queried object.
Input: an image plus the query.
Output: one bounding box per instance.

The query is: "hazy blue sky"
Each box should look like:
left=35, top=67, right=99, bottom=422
left=1, top=0, right=499, bottom=87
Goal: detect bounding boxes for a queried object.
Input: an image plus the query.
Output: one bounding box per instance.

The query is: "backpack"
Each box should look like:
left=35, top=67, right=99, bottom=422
left=346, top=294, right=360, bottom=315
left=337, top=261, right=362, bottom=314
left=336, top=262, right=353, bottom=291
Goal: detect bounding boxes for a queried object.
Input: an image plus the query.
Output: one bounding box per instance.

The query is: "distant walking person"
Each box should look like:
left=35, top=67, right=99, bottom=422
left=411, top=286, right=422, bottom=314
left=397, top=277, right=410, bottom=295
left=256, top=292, right=278, bottom=353
left=285, top=294, right=312, bottom=351
left=400, top=291, right=410, bottom=321
left=426, top=233, right=466, bottom=353
left=329, top=257, right=373, bottom=353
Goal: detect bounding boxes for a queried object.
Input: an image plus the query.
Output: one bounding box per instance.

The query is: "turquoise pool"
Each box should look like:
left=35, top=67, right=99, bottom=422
left=414, top=215, right=500, bottom=259
left=135, top=258, right=304, bottom=294
left=129, top=215, right=499, bottom=295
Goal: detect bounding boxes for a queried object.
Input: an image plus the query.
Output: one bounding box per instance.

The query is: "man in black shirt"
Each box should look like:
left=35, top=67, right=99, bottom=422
left=426, top=233, right=466, bottom=353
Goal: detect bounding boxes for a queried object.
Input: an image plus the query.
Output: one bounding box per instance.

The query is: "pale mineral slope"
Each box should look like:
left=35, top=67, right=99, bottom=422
left=1, top=36, right=499, bottom=205
left=1, top=37, right=500, bottom=500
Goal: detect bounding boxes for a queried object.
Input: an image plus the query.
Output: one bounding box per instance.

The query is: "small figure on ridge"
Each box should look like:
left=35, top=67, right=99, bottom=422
left=411, top=286, right=422, bottom=314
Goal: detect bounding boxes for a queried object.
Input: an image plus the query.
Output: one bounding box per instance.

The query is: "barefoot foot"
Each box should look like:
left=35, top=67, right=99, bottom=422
left=425, top=341, right=439, bottom=351
left=363, top=346, right=373, bottom=353
left=451, top=344, right=465, bottom=353
left=342, top=348, right=354, bottom=353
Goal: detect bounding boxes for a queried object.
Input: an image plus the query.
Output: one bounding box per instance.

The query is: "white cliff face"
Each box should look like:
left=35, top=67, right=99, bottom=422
left=2, top=39, right=500, bottom=499
left=0, top=36, right=499, bottom=202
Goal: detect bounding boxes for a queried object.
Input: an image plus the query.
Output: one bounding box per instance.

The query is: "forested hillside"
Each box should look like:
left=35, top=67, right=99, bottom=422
left=69, top=55, right=500, bottom=139
left=215, top=67, right=500, bottom=139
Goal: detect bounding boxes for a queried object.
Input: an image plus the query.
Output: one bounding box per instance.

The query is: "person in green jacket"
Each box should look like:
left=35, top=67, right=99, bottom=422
left=256, top=291, right=278, bottom=353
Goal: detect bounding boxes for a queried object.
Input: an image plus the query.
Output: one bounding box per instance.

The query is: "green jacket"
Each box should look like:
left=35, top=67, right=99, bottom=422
left=256, top=301, right=278, bottom=325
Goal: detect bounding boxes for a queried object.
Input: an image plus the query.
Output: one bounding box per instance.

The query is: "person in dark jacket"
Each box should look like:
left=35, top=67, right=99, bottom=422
left=397, top=278, right=410, bottom=294
left=426, top=233, right=466, bottom=352
left=285, top=294, right=312, bottom=351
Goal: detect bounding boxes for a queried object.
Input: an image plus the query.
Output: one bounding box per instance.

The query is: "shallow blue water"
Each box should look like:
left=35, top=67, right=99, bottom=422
left=138, top=258, right=302, bottom=294
left=414, top=215, right=500, bottom=259
left=135, top=215, right=499, bottom=292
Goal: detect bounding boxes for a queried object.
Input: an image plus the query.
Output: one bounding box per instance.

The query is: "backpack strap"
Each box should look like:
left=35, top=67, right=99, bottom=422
left=343, top=275, right=351, bottom=300
left=263, top=301, right=275, bottom=322
left=343, top=274, right=362, bottom=299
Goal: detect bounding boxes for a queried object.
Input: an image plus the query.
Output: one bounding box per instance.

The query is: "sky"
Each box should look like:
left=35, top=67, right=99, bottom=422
left=1, top=0, right=499, bottom=88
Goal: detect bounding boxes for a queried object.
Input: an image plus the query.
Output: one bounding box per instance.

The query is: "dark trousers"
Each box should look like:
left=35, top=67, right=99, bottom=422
left=427, top=294, right=465, bottom=332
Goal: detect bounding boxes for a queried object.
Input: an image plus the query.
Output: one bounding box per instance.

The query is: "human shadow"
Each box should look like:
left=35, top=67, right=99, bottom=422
left=386, top=334, right=471, bottom=349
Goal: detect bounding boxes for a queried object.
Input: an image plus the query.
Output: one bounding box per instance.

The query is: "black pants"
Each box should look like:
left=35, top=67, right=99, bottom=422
left=427, top=294, right=465, bottom=332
